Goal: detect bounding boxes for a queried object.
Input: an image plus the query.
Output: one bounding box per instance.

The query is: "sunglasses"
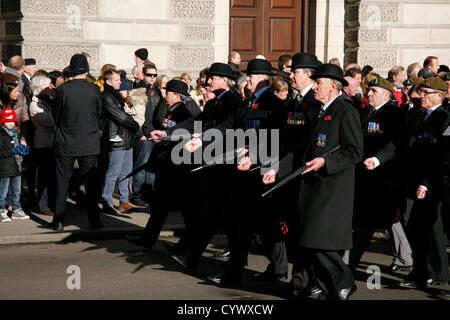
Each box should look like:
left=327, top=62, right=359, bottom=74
left=145, top=73, right=158, bottom=77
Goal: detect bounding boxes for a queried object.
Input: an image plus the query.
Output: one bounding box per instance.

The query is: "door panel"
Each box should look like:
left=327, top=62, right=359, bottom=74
left=229, top=0, right=302, bottom=70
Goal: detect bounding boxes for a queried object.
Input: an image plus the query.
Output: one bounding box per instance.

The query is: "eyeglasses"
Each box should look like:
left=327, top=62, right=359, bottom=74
left=145, top=73, right=158, bottom=77
left=419, top=90, right=441, bottom=96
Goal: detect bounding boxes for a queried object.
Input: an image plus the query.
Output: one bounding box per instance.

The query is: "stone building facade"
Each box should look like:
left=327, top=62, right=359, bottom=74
left=0, top=0, right=229, bottom=78
left=345, top=0, right=450, bottom=76
left=1, top=0, right=449, bottom=78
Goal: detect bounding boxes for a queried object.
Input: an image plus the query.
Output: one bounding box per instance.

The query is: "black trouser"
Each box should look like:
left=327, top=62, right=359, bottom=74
left=222, top=170, right=288, bottom=283
left=407, top=199, right=449, bottom=285
left=141, top=167, right=192, bottom=249
left=348, top=224, right=377, bottom=273
left=53, top=155, right=101, bottom=225
left=294, top=248, right=355, bottom=299
left=34, top=148, right=56, bottom=211
left=186, top=167, right=233, bottom=268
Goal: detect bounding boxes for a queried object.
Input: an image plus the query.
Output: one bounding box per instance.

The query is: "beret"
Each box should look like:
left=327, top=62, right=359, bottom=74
left=368, top=77, right=393, bottom=93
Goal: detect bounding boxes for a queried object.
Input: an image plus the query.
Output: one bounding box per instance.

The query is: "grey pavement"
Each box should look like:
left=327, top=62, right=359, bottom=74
left=0, top=197, right=184, bottom=245
left=0, top=197, right=449, bottom=300
left=0, top=236, right=448, bottom=300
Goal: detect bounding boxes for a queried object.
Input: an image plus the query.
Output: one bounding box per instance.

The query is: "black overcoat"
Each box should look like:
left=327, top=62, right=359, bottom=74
left=295, top=96, right=363, bottom=250
left=52, top=79, right=102, bottom=157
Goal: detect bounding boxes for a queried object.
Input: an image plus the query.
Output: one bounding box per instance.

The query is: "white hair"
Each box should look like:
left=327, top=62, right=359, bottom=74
left=327, top=78, right=343, bottom=91
left=30, top=76, right=51, bottom=96
left=132, top=65, right=140, bottom=76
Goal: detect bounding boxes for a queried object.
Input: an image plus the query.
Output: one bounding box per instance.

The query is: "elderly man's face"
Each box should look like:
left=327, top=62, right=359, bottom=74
left=312, top=78, right=334, bottom=104
left=246, top=74, right=266, bottom=94
left=343, top=77, right=358, bottom=97
left=419, top=87, right=444, bottom=110
left=25, top=65, right=38, bottom=78
left=208, top=75, right=228, bottom=92
left=165, top=91, right=181, bottom=107
left=394, top=70, right=407, bottom=88
left=367, top=86, right=390, bottom=108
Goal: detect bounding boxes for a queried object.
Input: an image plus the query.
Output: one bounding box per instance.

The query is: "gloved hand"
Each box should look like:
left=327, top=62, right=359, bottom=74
left=12, top=144, right=30, bottom=156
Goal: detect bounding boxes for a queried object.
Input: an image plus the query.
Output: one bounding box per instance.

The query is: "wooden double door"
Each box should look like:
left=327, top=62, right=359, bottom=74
left=229, top=0, right=304, bottom=70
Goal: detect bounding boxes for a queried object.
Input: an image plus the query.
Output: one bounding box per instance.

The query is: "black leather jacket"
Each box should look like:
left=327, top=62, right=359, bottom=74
left=102, top=90, right=143, bottom=151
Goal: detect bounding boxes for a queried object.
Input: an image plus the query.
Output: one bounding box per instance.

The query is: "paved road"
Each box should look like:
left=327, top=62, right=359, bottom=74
left=1, top=234, right=448, bottom=300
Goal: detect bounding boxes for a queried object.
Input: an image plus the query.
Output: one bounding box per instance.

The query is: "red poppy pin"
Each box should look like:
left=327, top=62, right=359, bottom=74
left=324, top=115, right=331, bottom=121
left=252, top=103, right=258, bottom=110
left=167, top=114, right=172, bottom=119
left=150, top=90, right=154, bottom=96
left=302, top=103, right=308, bottom=110
left=217, top=101, right=223, bottom=108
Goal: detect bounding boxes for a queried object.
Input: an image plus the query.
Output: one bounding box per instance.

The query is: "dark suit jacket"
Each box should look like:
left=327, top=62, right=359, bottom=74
left=354, top=100, right=403, bottom=227
left=294, top=96, right=363, bottom=250
left=408, top=106, right=450, bottom=200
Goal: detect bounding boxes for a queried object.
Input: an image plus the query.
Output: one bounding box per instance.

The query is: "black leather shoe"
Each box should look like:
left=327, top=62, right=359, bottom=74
left=171, top=254, right=198, bottom=272
left=207, top=273, right=241, bottom=288
left=125, top=235, right=152, bottom=249
left=388, top=264, right=413, bottom=272
left=253, top=271, right=287, bottom=282
left=398, top=280, right=418, bottom=289
left=435, top=290, right=450, bottom=300
left=172, top=254, right=189, bottom=268
left=213, top=249, right=231, bottom=259
left=428, top=280, right=449, bottom=286
left=47, top=221, right=64, bottom=232
left=334, top=284, right=357, bottom=300
left=309, top=286, right=322, bottom=295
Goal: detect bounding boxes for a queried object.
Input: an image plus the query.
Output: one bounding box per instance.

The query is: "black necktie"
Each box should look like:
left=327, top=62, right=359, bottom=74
left=248, top=95, right=256, bottom=108
left=317, top=107, right=325, bottom=119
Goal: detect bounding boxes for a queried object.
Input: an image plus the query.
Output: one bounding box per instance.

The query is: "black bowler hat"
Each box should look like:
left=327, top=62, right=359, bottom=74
left=166, top=79, right=190, bottom=96
left=135, top=48, right=148, bottom=61
left=69, top=54, right=89, bottom=75
left=311, top=63, right=348, bottom=87
left=246, top=58, right=276, bottom=76
left=24, top=58, right=36, bottom=66
left=206, top=63, right=234, bottom=79
left=289, top=53, right=321, bottom=70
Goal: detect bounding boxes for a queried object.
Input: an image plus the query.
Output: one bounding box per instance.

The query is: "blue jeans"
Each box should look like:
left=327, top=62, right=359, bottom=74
left=0, top=176, right=22, bottom=211
left=103, top=149, right=133, bottom=205
left=132, top=140, right=155, bottom=201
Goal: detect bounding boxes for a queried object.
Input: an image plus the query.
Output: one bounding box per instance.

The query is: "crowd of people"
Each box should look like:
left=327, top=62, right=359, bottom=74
left=0, top=48, right=449, bottom=300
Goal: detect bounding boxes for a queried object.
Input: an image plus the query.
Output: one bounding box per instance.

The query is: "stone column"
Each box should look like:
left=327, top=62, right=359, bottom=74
left=313, top=0, right=346, bottom=66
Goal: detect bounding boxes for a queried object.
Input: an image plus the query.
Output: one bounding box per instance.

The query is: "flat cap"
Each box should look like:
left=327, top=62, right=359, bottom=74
left=421, top=77, right=448, bottom=91
left=368, top=77, right=393, bottom=93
